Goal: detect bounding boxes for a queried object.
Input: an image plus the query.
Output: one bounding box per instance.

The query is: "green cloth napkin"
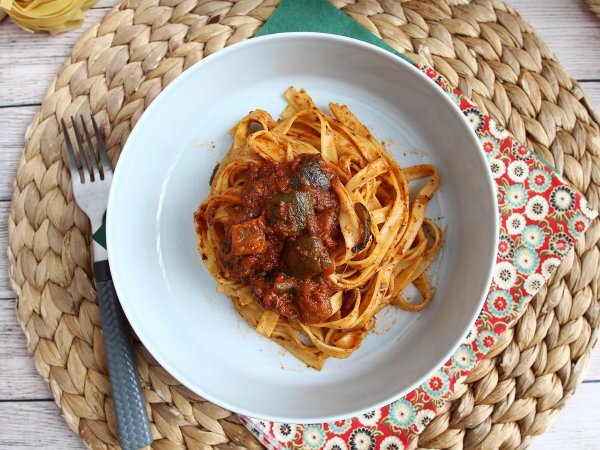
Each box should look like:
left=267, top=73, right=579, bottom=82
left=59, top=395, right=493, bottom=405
left=256, top=0, right=413, bottom=65
left=93, top=222, right=106, bottom=248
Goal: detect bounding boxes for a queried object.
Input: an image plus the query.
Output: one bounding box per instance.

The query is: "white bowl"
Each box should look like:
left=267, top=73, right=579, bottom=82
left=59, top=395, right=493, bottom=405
left=107, top=33, right=498, bottom=424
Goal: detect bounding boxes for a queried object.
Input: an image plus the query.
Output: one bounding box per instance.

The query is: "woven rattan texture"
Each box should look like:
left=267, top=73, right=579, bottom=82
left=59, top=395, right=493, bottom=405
left=8, top=0, right=600, bottom=448
left=588, top=0, right=600, bottom=21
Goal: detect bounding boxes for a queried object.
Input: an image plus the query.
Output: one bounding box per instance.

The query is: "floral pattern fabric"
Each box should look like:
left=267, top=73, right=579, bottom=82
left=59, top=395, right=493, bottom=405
left=240, top=63, right=598, bottom=450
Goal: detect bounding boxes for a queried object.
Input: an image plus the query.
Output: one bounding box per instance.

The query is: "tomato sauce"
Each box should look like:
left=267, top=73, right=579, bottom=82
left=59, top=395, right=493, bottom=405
left=212, top=154, right=340, bottom=324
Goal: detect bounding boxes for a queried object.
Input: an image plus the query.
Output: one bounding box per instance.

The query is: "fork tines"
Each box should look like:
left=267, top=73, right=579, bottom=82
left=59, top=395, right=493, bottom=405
left=61, top=114, right=113, bottom=183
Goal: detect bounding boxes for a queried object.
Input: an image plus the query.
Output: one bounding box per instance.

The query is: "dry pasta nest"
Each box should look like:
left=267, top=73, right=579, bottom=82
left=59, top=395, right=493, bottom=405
left=0, top=0, right=96, bottom=34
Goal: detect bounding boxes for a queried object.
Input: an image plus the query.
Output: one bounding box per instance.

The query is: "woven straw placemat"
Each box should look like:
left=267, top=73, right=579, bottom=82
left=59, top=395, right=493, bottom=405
left=588, top=0, right=600, bottom=20
left=8, top=0, right=600, bottom=448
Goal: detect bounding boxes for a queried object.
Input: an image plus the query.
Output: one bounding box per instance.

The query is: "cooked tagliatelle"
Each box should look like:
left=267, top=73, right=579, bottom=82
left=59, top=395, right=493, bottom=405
left=194, top=88, right=442, bottom=370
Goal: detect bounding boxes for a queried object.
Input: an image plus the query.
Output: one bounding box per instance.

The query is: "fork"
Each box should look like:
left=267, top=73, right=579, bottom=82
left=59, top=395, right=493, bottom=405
left=62, top=115, right=153, bottom=450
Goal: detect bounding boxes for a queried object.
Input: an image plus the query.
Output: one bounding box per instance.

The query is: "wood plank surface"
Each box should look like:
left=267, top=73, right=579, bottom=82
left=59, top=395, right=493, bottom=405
left=583, top=82, right=600, bottom=106
left=0, top=299, right=52, bottom=400
left=0, top=0, right=599, bottom=448
left=0, top=401, right=84, bottom=450
left=0, top=107, right=36, bottom=201
left=527, top=383, right=600, bottom=449
left=0, top=203, right=11, bottom=300
left=512, top=0, right=600, bottom=80
left=586, top=348, right=600, bottom=382
left=0, top=9, right=111, bottom=107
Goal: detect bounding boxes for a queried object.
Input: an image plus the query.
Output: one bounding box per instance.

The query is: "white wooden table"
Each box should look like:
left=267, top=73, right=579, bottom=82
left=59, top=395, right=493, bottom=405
left=0, top=1, right=599, bottom=448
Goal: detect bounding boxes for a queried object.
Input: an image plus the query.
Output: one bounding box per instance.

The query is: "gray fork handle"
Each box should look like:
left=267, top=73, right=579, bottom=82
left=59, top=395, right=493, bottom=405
left=95, top=260, right=153, bottom=450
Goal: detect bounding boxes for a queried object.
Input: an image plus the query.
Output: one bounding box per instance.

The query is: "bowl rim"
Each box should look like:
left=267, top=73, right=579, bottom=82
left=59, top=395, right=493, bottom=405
left=107, top=31, right=499, bottom=423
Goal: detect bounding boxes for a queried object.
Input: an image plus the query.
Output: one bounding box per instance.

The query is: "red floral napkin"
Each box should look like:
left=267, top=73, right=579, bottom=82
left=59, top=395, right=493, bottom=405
left=238, top=63, right=598, bottom=450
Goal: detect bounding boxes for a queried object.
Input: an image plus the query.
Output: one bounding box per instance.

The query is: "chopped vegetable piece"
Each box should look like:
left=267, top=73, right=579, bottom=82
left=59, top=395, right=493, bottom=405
left=296, top=278, right=333, bottom=323
left=291, top=155, right=331, bottom=190
left=352, top=203, right=372, bottom=253
left=209, top=162, right=220, bottom=185
left=230, top=217, right=267, bottom=255
left=267, top=191, right=314, bottom=231
left=273, top=273, right=297, bottom=295
left=283, top=236, right=333, bottom=277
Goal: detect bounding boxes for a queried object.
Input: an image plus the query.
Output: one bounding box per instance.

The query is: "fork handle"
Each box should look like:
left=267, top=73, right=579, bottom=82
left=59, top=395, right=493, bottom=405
left=95, top=260, right=153, bottom=450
